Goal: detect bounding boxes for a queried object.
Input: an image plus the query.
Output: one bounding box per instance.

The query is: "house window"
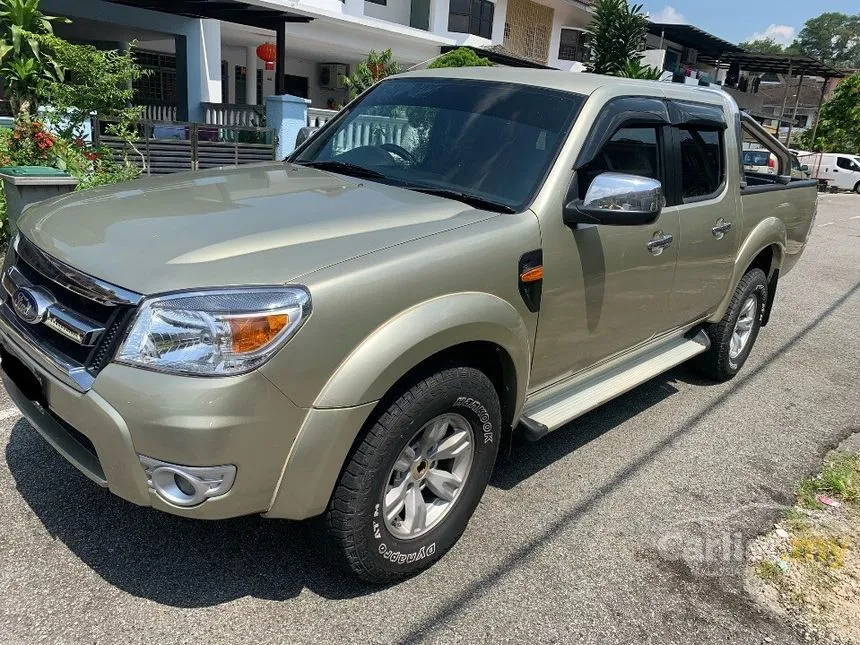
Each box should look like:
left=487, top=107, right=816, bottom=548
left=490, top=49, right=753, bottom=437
left=133, top=50, right=177, bottom=106
left=366, top=0, right=387, bottom=4
left=448, top=0, right=494, bottom=39
left=558, top=28, right=587, bottom=62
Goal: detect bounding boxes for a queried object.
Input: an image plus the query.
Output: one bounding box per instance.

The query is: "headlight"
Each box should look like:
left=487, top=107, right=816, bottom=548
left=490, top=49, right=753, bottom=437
left=116, top=287, right=310, bottom=376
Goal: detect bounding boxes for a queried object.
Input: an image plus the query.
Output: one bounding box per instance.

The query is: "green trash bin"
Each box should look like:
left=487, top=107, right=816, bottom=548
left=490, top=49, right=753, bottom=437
left=0, top=166, right=80, bottom=234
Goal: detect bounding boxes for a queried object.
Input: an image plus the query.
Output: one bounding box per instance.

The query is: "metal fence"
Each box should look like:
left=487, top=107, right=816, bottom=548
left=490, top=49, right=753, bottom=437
left=92, top=117, right=276, bottom=175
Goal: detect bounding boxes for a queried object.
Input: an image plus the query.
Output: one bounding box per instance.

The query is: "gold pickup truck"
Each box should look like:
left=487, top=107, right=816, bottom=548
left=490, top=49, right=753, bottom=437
left=0, top=68, right=817, bottom=583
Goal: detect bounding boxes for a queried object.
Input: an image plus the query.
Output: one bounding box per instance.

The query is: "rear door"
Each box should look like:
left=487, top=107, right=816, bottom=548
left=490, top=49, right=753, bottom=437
left=668, top=101, right=740, bottom=324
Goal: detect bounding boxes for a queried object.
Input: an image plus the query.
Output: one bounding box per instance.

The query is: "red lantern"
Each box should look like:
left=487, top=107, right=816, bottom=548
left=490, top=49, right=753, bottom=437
left=256, top=42, right=277, bottom=71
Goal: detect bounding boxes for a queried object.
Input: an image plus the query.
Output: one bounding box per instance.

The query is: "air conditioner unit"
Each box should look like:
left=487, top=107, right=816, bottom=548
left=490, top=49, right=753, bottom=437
left=319, top=63, right=347, bottom=90
left=681, top=48, right=698, bottom=65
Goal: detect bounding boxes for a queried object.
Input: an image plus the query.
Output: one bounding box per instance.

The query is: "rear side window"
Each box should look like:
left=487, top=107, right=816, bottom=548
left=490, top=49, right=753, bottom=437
left=678, top=127, right=724, bottom=200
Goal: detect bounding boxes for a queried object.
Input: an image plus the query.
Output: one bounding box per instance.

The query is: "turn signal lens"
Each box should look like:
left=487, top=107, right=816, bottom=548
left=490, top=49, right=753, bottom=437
left=520, top=266, right=544, bottom=283
left=228, top=313, right=289, bottom=353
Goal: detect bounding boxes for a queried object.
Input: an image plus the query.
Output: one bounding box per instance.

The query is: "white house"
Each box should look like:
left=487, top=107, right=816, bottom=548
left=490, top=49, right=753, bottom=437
left=34, top=0, right=593, bottom=125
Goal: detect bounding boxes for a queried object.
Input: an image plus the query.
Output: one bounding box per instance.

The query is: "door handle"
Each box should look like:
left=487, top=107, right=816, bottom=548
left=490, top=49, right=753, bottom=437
left=646, top=233, right=673, bottom=255
left=712, top=219, right=733, bottom=239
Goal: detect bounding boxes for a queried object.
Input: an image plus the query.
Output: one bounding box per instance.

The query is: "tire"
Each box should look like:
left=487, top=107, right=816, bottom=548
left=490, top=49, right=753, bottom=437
left=854, top=181, right=860, bottom=195
left=695, top=268, right=768, bottom=382
left=321, top=366, right=502, bottom=583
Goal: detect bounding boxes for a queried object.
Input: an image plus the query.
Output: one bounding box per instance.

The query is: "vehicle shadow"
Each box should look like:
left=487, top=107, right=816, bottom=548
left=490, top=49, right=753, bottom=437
left=5, top=365, right=695, bottom=608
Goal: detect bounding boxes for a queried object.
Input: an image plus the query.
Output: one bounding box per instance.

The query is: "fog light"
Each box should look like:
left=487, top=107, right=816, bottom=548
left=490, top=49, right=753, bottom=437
left=139, top=456, right=236, bottom=507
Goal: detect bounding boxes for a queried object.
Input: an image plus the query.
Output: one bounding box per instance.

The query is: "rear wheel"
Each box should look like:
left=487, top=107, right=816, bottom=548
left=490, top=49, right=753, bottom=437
left=854, top=181, right=860, bottom=195
left=695, top=268, right=768, bottom=381
left=321, top=366, right=501, bottom=583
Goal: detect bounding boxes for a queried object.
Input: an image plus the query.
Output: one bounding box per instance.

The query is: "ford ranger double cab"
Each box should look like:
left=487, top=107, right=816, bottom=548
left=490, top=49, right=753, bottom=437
left=0, top=68, right=817, bottom=583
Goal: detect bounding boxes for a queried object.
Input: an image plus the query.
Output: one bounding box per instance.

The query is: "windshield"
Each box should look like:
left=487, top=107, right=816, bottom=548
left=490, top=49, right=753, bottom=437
left=292, top=77, right=585, bottom=212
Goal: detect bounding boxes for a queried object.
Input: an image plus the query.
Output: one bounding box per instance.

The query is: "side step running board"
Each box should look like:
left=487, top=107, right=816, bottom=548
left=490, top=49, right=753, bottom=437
left=520, top=329, right=710, bottom=435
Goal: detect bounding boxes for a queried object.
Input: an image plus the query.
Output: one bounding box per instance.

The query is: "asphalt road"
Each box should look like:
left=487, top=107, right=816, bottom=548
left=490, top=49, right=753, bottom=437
left=1, top=195, right=858, bottom=645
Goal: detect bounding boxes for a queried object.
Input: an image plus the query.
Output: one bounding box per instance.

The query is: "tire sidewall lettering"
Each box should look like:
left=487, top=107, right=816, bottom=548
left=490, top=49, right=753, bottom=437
left=453, top=396, right=494, bottom=444
left=377, top=541, right=437, bottom=565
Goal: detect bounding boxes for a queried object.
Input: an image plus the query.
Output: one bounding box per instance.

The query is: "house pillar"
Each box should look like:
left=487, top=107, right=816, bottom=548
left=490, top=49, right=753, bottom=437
left=267, top=94, right=310, bottom=160
left=246, top=44, right=258, bottom=105
left=275, top=21, right=286, bottom=95
left=185, top=18, right=222, bottom=121
left=429, top=0, right=450, bottom=34
left=343, top=0, right=364, bottom=17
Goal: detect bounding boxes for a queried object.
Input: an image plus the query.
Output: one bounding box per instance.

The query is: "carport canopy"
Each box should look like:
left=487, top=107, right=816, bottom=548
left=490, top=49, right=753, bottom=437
left=105, top=0, right=313, bottom=95
left=104, top=0, right=312, bottom=29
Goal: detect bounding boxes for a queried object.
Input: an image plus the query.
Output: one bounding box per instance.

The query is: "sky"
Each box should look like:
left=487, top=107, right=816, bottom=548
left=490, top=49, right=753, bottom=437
left=637, top=0, right=859, bottom=46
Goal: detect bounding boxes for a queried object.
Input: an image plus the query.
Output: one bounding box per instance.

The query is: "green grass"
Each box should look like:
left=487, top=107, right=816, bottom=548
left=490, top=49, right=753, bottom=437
left=797, top=451, right=860, bottom=509
left=756, top=559, right=784, bottom=583
left=783, top=508, right=812, bottom=532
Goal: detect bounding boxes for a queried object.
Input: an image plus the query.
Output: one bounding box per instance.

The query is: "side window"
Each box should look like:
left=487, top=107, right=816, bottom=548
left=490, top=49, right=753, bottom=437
left=678, top=127, right=724, bottom=200
left=578, top=126, right=661, bottom=198
left=836, top=157, right=860, bottom=172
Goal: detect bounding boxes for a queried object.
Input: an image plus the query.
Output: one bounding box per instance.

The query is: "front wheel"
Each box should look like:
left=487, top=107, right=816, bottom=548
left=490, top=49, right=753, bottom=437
left=321, top=366, right=501, bottom=583
left=695, top=268, right=768, bottom=381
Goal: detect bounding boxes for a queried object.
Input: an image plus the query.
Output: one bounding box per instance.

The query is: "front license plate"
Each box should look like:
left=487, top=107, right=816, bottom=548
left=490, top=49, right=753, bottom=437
left=0, top=345, right=47, bottom=407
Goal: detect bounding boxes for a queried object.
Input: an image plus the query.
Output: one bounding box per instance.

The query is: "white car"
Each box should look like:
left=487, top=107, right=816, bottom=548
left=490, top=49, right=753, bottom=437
left=743, top=149, right=777, bottom=175
left=798, top=152, right=860, bottom=193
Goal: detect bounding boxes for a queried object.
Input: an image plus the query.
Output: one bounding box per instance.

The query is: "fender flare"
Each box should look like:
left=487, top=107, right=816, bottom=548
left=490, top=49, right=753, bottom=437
left=266, top=292, right=532, bottom=520
left=313, top=291, right=531, bottom=416
left=711, top=217, right=785, bottom=322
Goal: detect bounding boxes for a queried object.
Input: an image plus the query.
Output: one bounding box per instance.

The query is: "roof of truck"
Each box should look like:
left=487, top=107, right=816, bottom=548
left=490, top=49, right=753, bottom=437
left=398, top=67, right=728, bottom=105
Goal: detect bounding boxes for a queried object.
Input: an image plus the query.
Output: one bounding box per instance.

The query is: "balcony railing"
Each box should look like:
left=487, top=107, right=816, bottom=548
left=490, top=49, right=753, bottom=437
left=142, top=104, right=177, bottom=122
left=202, top=102, right=266, bottom=128
left=308, top=107, right=338, bottom=128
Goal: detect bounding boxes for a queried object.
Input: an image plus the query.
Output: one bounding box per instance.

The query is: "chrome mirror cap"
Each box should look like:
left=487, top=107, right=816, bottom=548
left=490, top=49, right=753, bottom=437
left=564, top=172, right=665, bottom=227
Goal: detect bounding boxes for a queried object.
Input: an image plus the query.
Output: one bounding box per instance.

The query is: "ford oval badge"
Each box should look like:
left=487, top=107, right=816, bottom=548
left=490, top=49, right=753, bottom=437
left=12, top=287, right=46, bottom=324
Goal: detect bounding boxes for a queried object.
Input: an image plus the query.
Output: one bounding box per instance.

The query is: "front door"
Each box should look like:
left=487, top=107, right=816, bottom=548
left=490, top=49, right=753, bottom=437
left=670, top=123, right=740, bottom=323
left=530, top=123, right=680, bottom=390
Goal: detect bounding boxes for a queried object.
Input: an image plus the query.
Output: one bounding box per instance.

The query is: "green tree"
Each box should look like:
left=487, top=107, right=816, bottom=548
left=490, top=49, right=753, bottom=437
left=795, top=73, right=860, bottom=153
left=795, top=12, right=860, bottom=69
left=342, top=49, right=401, bottom=99
left=0, top=0, right=66, bottom=112
left=34, top=33, right=146, bottom=139
left=739, top=38, right=786, bottom=54
left=618, top=58, right=663, bottom=79
left=586, top=0, right=659, bottom=79
left=428, top=48, right=492, bottom=68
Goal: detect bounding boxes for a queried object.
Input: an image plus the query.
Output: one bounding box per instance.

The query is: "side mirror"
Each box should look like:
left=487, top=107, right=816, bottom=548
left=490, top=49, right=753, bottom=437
left=564, top=172, right=664, bottom=227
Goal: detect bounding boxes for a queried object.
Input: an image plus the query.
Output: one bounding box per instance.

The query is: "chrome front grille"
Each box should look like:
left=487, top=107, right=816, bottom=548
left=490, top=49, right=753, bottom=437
left=0, top=234, right=142, bottom=391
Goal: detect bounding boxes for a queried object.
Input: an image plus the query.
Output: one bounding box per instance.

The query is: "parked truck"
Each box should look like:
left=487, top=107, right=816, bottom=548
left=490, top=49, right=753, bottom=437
left=0, top=68, right=817, bottom=583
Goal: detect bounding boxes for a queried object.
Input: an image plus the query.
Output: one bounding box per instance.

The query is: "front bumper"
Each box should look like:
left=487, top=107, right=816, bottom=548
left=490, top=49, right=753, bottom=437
left=0, top=318, right=311, bottom=520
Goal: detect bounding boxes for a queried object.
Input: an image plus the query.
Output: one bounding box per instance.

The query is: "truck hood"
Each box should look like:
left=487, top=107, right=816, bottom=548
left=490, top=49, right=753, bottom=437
left=19, top=163, right=495, bottom=295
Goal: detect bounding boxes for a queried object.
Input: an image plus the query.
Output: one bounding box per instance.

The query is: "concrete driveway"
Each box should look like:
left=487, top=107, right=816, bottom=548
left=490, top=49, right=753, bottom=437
left=1, top=195, right=858, bottom=645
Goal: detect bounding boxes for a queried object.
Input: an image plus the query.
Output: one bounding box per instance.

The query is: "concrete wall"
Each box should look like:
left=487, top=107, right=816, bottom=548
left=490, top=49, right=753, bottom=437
left=364, top=0, right=413, bottom=27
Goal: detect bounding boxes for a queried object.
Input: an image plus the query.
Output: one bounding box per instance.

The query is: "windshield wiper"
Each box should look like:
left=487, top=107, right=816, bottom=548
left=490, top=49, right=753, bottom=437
left=296, top=160, right=387, bottom=179
left=406, top=187, right=517, bottom=214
